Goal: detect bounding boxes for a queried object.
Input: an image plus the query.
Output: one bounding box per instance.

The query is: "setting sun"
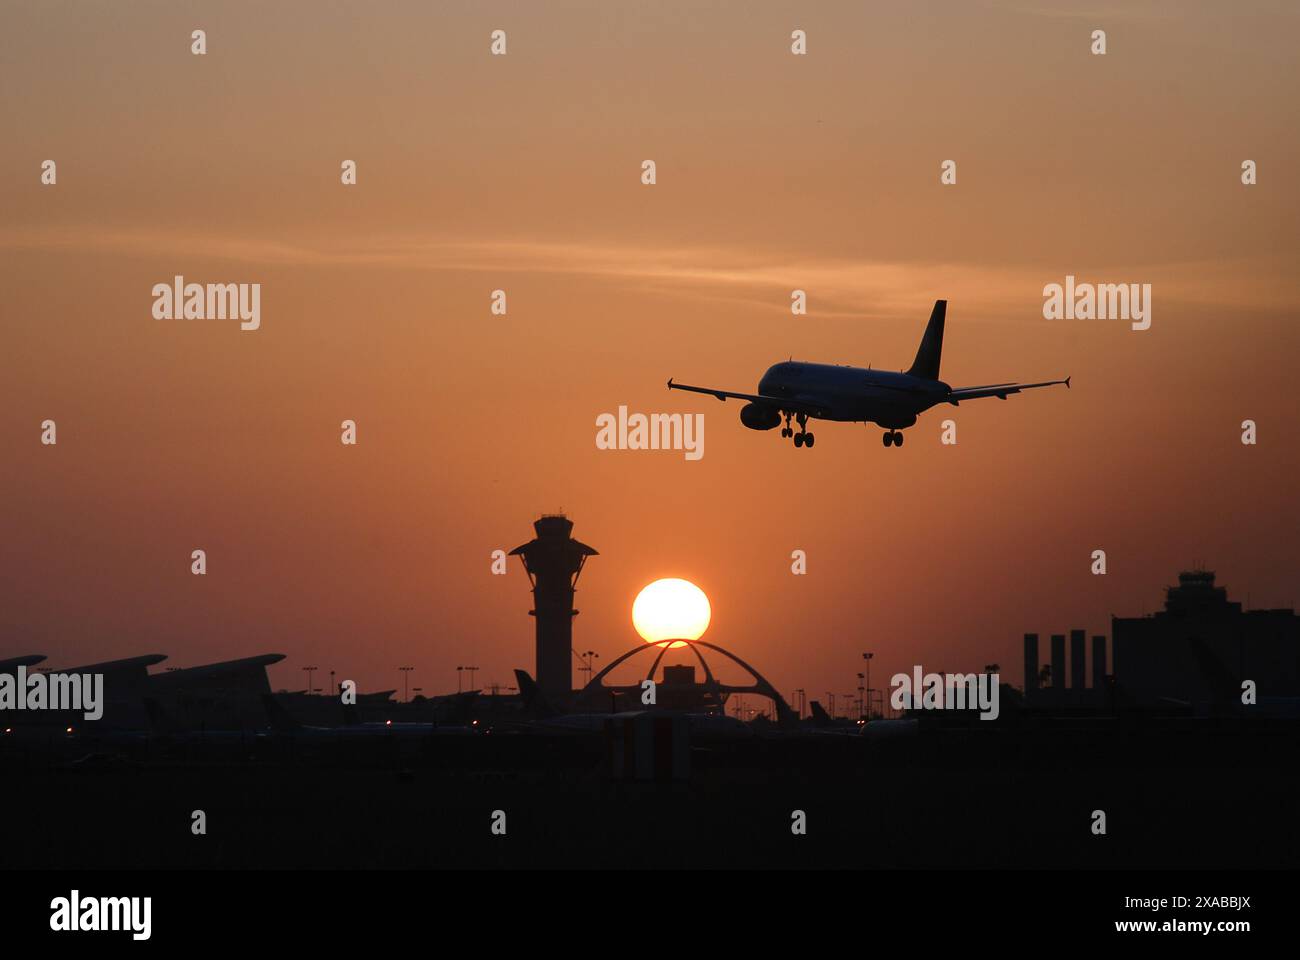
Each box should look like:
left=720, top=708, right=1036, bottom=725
left=632, top=578, right=712, bottom=647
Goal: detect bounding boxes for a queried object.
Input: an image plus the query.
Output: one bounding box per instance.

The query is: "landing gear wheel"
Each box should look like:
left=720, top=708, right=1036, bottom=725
left=804, top=433, right=815, bottom=448
left=883, top=432, right=893, bottom=447
left=794, top=433, right=805, bottom=447
left=781, top=427, right=791, bottom=438
left=894, top=431, right=904, bottom=447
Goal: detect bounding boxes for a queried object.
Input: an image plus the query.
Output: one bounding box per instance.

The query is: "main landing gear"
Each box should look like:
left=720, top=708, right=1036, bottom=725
left=784, top=412, right=815, bottom=449
left=882, top=430, right=905, bottom=448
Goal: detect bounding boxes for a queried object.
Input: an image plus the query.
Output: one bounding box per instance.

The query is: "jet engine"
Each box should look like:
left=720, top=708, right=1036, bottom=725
left=739, top=402, right=781, bottom=431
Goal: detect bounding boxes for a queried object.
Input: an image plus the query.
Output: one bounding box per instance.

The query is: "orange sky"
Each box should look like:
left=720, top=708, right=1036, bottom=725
left=2, top=1, right=1298, bottom=704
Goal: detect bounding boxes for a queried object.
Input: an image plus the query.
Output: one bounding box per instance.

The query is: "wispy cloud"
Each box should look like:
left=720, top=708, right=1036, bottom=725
left=1, top=225, right=1289, bottom=318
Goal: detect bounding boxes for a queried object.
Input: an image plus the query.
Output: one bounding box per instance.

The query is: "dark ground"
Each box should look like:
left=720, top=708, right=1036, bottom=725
left=3, top=718, right=1297, bottom=870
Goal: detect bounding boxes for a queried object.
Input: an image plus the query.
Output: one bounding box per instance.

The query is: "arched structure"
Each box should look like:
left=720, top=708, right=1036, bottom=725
left=575, top=638, right=795, bottom=723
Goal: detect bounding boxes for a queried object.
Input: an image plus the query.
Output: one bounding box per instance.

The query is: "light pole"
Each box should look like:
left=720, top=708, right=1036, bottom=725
left=573, top=649, right=600, bottom=688
left=302, top=665, right=317, bottom=696
left=794, top=688, right=805, bottom=720
left=826, top=692, right=835, bottom=718
left=856, top=673, right=865, bottom=720
left=399, top=666, right=414, bottom=702
left=862, top=652, right=874, bottom=718
left=329, top=670, right=336, bottom=698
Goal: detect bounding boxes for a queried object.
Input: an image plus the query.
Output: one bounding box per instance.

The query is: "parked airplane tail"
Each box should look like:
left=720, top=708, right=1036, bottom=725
left=261, top=694, right=302, bottom=732
left=809, top=700, right=833, bottom=727
left=906, top=299, right=946, bottom=380
left=513, top=669, right=560, bottom=719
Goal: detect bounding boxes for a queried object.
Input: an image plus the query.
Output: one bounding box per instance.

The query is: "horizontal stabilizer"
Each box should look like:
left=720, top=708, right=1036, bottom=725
left=946, top=377, right=1070, bottom=403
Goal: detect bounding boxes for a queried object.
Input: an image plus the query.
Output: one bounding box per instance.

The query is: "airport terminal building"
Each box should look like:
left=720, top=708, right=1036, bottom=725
left=1112, top=570, right=1300, bottom=707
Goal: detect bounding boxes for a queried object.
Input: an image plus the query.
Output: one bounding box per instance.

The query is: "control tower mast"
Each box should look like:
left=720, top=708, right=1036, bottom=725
left=510, top=515, right=599, bottom=701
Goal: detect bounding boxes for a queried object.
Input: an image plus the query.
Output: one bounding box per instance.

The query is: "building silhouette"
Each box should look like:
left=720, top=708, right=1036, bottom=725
left=1023, top=632, right=1107, bottom=710
left=1112, top=570, right=1299, bottom=707
left=1025, top=569, right=1299, bottom=712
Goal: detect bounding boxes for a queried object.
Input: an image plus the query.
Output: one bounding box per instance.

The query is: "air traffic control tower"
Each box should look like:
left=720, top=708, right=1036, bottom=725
left=510, top=515, right=599, bottom=701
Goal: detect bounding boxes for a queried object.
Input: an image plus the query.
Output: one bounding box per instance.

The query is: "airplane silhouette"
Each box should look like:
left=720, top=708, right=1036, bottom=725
left=668, top=299, right=1069, bottom=449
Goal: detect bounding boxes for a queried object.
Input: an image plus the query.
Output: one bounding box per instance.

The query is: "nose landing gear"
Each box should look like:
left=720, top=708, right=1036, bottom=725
left=882, top=430, right=905, bottom=448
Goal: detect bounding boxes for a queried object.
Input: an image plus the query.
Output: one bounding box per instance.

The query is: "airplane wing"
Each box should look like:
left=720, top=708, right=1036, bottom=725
left=667, top=379, right=826, bottom=416
left=945, top=376, right=1070, bottom=404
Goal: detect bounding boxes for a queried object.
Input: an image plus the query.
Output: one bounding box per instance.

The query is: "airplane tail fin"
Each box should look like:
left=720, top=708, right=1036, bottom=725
left=906, top=299, right=946, bottom=380
left=261, top=693, right=302, bottom=732
left=514, top=669, right=559, bottom=719
left=809, top=700, right=833, bottom=727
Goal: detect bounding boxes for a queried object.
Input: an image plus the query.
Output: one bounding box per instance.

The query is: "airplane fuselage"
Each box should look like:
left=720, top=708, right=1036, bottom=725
left=757, top=361, right=950, bottom=429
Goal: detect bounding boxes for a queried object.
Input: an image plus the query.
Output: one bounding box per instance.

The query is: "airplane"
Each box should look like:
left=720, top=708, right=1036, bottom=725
left=809, top=699, right=861, bottom=731
left=667, top=299, right=1069, bottom=449
left=260, top=694, right=473, bottom=739
left=509, top=669, right=752, bottom=740
left=860, top=717, right=919, bottom=740
left=142, top=697, right=266, bottom=746
left=339, top=702, right=473, bottom=735
left=805, top=700, right=918, bottom=739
